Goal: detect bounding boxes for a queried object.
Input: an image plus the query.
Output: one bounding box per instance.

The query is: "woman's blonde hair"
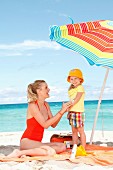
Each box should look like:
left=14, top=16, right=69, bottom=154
left=27, top=80, right=46, bottom=103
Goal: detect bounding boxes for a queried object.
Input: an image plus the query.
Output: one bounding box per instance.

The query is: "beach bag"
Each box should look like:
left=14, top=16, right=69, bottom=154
left=50, top=132, right=72, bottom=143
left=50, top=132, right=81, bottom=149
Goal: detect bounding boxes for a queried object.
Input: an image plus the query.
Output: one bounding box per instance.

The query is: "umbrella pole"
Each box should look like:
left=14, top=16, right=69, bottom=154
left=90, top=68, right=109, bottom=144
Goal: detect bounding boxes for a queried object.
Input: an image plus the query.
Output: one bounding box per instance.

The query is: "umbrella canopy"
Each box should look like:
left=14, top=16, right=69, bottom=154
left=50, top=20, right=113, bottom=68
left=49, top=20, right=113, bottom=144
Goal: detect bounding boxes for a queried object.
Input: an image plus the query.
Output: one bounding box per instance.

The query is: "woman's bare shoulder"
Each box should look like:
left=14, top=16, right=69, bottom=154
left=27, top=102, right=39, bottom=117
left=44, top=101, right=50, bottom=108
left=44, top=101, right=48, bottom=105
left=28, top=102, right=37, bottom=109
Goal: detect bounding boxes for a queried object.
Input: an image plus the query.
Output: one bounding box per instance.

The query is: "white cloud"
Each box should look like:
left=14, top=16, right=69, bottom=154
left=0, top=40, right=61, bottom=57
left=0, top=88, right=27, bottom=104
left=0, top=52, right=23, bottom=57
left=0, top=40, right=61, bottom=50
left=85, top=85, right=113, bottom=100
left=0, top=85, right=112, bottom=104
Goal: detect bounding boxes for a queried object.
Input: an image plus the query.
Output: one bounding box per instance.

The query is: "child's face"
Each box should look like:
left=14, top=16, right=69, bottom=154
left=70, top=76, right=81, bottom=87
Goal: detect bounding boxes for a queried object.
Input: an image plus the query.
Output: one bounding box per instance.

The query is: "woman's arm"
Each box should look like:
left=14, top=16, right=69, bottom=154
left=47, top=102, right=69, bottom=128
left=29, top=101, right=72, bottom=129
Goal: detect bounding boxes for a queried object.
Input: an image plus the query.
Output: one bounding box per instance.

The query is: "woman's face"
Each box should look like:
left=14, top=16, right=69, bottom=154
left=70, top=76, right=81, bottom=87
left=37, top=82, right=50, bottom=99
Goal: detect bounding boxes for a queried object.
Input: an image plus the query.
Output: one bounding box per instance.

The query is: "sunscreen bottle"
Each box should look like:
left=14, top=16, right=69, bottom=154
left=70, top=144, right=77, bottom=159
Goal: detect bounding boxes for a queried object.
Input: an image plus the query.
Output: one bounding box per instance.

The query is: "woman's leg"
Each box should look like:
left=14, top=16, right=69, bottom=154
left=7, top=145, right=56, bottom=158
left=20, top=138, right=43, bottom=150
left=20, top=138, right=66, bottom=154
left=44, top=142, right=66, bottom=153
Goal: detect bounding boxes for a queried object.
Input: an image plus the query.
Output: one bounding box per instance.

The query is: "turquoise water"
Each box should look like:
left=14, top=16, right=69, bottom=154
left=0, top=100, right=113, bottom=132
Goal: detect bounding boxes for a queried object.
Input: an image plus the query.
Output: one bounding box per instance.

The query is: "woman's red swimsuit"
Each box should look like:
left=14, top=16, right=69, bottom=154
left=21, top=101, right=48, bottom=142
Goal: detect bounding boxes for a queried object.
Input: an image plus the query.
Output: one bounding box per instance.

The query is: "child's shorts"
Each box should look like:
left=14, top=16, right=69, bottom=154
left=68, top=112, right=85, bottom=128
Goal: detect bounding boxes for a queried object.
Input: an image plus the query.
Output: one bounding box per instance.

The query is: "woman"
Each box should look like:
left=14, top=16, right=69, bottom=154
left=7, top=80, right=72, bottom=158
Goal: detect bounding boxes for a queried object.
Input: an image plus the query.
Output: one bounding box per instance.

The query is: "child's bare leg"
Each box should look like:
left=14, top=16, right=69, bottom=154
left=78, top=127, right=86, bottom=148
left=72, top=126, right=78, bottom=145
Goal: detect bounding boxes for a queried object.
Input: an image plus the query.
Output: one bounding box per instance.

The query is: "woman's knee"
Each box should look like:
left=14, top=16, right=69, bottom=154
left=59, top=143, right=66, bottom=151
left=51, top=142, right=66, bottom=152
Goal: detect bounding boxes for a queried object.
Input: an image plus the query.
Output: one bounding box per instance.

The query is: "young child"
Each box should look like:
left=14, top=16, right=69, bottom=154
left=67, top=68, right=86, bottom=148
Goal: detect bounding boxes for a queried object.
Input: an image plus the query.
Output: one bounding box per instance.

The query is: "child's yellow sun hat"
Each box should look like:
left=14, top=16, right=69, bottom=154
left=67, top=68, right=84, bottom=83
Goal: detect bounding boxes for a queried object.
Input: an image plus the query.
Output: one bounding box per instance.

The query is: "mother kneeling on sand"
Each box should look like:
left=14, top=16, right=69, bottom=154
left=7, top=80, right=72, bottom=158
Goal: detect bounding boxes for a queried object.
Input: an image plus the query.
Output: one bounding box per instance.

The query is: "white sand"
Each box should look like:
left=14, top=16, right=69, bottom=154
left=0, top=130, right=113, bottom=169
left=1, top=130, right=113, bottom=146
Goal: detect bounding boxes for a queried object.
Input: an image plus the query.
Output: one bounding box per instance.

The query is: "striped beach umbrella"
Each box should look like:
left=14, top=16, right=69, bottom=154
left=50, top=20, right=113, bottom=68
left=49, top=20, right=113, bottom=144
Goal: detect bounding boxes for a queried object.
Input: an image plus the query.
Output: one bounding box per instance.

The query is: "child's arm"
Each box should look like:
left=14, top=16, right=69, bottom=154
left=67, top=92, right=83, bottom=119
left=72, top=92, right=83, bottom=106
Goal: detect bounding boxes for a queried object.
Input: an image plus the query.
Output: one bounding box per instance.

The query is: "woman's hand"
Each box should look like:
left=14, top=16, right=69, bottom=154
left=60, top=101, right=72, bottom=115
left=67, top=112, right=70, bottom=119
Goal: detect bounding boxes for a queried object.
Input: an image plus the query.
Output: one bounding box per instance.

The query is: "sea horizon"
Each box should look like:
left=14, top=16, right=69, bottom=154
left=0, top=99, right=113, bottom=132
left=0, top=99, right=113, bottom=106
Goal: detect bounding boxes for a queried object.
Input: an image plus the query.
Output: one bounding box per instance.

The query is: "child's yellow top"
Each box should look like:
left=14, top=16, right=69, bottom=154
left=68, top=85, right=85, bottom=112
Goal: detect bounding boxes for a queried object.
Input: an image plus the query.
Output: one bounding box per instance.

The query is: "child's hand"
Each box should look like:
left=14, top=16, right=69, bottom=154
left=60, top=101, right=72, bottom=114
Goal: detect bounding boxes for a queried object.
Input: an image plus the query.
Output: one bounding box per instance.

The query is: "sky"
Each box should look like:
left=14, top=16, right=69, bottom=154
left=0, top=0, right=113, bottom=104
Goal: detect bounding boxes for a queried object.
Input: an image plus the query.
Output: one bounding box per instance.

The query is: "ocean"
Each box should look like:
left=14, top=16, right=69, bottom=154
left=0, top=100, right=113, bottom=132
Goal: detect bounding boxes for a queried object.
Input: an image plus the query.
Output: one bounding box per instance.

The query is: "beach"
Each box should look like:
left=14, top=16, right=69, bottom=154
left=0, top=130, right=113, bottom=169
left=0, top=100, right=113, bottom=169
left=0, top=0, right=113, bottom=169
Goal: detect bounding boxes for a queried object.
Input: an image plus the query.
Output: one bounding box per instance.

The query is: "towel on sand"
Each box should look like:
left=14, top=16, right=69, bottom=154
left=0, top=144, right=113, bottom=166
